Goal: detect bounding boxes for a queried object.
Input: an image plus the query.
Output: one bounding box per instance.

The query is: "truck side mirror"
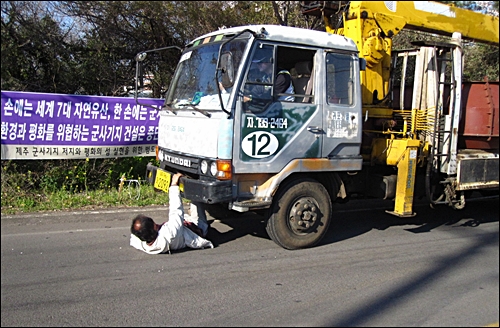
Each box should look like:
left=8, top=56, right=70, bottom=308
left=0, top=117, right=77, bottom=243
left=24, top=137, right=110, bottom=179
left=219, top=52, right=235, bottom=88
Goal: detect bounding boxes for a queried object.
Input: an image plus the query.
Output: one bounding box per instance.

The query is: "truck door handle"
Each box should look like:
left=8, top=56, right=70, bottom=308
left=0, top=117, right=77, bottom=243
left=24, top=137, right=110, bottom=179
left=307, top=126, right=323, bottom=133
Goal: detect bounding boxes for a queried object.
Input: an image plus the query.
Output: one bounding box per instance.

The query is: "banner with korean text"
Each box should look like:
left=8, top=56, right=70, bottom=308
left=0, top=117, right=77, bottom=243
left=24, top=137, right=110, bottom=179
left=1, top=91, right=164, bottom=160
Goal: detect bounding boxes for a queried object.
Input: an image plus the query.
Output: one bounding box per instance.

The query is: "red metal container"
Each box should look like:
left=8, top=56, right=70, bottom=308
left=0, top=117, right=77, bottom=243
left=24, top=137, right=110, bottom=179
left=458, top=80, right=499, bottom=150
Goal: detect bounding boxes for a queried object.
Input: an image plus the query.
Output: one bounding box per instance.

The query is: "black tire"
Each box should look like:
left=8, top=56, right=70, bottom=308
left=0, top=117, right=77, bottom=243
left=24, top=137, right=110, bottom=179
left=266, top=178, right=332, bottom=250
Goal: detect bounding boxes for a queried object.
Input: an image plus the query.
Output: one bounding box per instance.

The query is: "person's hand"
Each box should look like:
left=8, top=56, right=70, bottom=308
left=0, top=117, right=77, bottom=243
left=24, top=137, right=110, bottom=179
left=171, top=173, right=183, bottom=186
left=243, top=95, right=252, bottom=102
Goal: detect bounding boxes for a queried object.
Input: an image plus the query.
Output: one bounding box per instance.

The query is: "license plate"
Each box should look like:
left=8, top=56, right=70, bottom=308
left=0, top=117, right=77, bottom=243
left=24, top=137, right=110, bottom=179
left=153, top=169, right=171, bottom=193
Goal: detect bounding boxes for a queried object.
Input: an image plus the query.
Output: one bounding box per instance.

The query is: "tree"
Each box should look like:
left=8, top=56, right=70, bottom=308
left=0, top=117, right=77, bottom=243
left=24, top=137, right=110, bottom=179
left=1, top=1, right=80, bottom=93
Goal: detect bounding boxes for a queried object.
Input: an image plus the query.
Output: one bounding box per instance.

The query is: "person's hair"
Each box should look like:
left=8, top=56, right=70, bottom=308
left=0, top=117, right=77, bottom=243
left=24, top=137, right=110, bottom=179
left=131, top=214, right=157, bottom=243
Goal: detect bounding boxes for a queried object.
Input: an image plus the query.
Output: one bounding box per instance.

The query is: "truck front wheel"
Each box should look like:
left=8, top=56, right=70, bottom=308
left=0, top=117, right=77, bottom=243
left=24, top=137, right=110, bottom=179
left=266, top=178, right=332, bottom=250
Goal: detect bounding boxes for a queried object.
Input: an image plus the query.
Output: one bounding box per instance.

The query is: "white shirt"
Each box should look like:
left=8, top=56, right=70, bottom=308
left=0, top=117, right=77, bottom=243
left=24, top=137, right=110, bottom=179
left=130, top=186, right=213, bottom=254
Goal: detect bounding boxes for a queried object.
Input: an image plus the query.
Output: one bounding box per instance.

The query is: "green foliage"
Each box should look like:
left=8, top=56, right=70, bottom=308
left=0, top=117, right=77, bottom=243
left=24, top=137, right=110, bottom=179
left=1, top=157, right=165, bottom=214
left=462, top=43, right=499, bottom=81
left=1, top=1, right=80, bottom=94
left=1, top=180, right=171, bottom=215
left=11, top=157, right=156, bottom=192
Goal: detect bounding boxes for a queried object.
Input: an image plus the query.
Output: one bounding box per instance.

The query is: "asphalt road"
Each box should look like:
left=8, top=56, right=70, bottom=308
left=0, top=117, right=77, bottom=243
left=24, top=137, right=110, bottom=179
left=1, top=197, right=498, bottom=327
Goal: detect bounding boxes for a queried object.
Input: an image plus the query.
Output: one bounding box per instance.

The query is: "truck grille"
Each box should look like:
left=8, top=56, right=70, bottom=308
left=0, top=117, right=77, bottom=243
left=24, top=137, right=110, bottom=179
left=158, top=149, right=199, bottom=174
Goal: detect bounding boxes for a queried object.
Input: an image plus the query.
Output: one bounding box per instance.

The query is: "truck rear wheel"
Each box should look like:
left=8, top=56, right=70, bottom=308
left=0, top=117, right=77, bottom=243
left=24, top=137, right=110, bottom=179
left=266, top=178, right=332, bottom=250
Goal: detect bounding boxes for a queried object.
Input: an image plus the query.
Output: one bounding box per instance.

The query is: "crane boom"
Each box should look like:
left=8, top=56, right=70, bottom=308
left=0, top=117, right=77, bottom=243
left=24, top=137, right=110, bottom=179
left=301, top=1, right=499, bottom=105
left=349, top=1, right=499, bottom=45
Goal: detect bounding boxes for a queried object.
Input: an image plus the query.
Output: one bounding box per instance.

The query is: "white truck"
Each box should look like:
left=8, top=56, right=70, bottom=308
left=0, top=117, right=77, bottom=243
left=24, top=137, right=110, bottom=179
left=136, top=1, right=498, bottom=250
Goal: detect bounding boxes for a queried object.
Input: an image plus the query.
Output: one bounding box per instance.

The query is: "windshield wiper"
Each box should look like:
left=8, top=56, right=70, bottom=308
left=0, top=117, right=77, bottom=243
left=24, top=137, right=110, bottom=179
left=177, top=103, right=211, bottom=118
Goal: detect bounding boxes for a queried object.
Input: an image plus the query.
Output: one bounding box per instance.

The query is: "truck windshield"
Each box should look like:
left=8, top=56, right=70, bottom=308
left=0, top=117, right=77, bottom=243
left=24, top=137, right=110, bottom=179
left=166, top=39, right=247, bottom=111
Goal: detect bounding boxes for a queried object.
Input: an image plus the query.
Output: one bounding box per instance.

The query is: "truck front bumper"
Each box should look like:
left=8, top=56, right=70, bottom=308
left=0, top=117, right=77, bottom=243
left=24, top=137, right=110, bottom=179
left=146, top=163, right=233, bottom=204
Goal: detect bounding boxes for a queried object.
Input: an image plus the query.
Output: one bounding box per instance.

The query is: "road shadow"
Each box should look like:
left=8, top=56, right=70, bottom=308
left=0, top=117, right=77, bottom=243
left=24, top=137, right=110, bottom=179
left=319, top=196, right=499, bottom=247
left=205, top=212, right=269, bottom=248
left=205, top=196, right=498, bottom=249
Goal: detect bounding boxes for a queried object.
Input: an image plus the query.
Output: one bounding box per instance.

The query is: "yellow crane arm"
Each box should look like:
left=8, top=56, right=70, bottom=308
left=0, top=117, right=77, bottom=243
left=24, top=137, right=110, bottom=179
left=349, top=1, right=499, bottom=46
left=315, top=1, right=499, bottom=105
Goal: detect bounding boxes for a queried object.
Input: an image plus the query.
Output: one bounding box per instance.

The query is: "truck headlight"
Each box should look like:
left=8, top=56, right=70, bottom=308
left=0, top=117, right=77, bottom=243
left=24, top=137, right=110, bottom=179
left=210, top=162, right=218, bottom=176
left=200, top=160, right=208, bottom=174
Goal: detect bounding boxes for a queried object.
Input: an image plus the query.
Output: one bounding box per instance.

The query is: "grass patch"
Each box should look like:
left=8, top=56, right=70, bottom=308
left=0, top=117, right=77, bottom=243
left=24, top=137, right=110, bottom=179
left=1, top=158, right=177, bottom=215
left=1, top=178, right=172, bottom=215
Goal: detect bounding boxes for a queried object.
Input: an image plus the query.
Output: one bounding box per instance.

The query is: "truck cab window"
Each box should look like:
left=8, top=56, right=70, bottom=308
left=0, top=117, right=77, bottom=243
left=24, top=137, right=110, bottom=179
left=244, top=44, right=306, bottom=110
left=242, top=44, right=275, bottom=113
left=326, top=53, right=355, bottom=106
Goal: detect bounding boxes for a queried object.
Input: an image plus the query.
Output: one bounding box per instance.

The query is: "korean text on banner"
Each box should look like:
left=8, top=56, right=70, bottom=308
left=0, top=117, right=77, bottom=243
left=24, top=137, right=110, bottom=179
left=1, top=91, right=164, bottom=160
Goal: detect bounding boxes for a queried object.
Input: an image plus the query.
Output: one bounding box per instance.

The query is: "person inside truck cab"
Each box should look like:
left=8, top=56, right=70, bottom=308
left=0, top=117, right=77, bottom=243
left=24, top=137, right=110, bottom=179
left=243, top=48, right=295, bottom=104
left=129, top=173, right=213, bottom=254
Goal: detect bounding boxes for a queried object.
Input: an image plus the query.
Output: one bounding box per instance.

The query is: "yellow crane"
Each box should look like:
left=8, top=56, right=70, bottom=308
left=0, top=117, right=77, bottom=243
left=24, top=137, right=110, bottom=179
left=301, top=1, right=499, bottom=216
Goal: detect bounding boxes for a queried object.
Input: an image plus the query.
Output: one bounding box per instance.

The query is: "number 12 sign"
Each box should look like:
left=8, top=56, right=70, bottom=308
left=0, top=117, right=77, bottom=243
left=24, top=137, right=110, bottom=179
left=241, top=131, right=279, bottom=159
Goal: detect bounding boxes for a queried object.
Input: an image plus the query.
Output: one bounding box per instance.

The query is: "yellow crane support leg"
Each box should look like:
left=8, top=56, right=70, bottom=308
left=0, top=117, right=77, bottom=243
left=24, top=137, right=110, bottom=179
left=386, top=139, right=420, bottom=217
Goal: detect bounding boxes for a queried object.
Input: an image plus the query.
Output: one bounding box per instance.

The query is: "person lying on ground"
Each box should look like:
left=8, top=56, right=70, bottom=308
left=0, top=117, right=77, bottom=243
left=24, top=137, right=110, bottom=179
left=130, top=173, right=213, bottom=254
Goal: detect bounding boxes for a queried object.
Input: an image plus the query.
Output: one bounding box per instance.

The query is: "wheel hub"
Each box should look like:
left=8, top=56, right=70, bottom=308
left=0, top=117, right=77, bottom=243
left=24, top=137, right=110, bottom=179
left=289, top=198, right=318, bottom=233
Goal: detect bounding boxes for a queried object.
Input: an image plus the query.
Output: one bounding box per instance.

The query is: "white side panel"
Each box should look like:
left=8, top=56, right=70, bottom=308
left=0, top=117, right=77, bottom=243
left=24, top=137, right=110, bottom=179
left=157, top=112, right=219, bottom=158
